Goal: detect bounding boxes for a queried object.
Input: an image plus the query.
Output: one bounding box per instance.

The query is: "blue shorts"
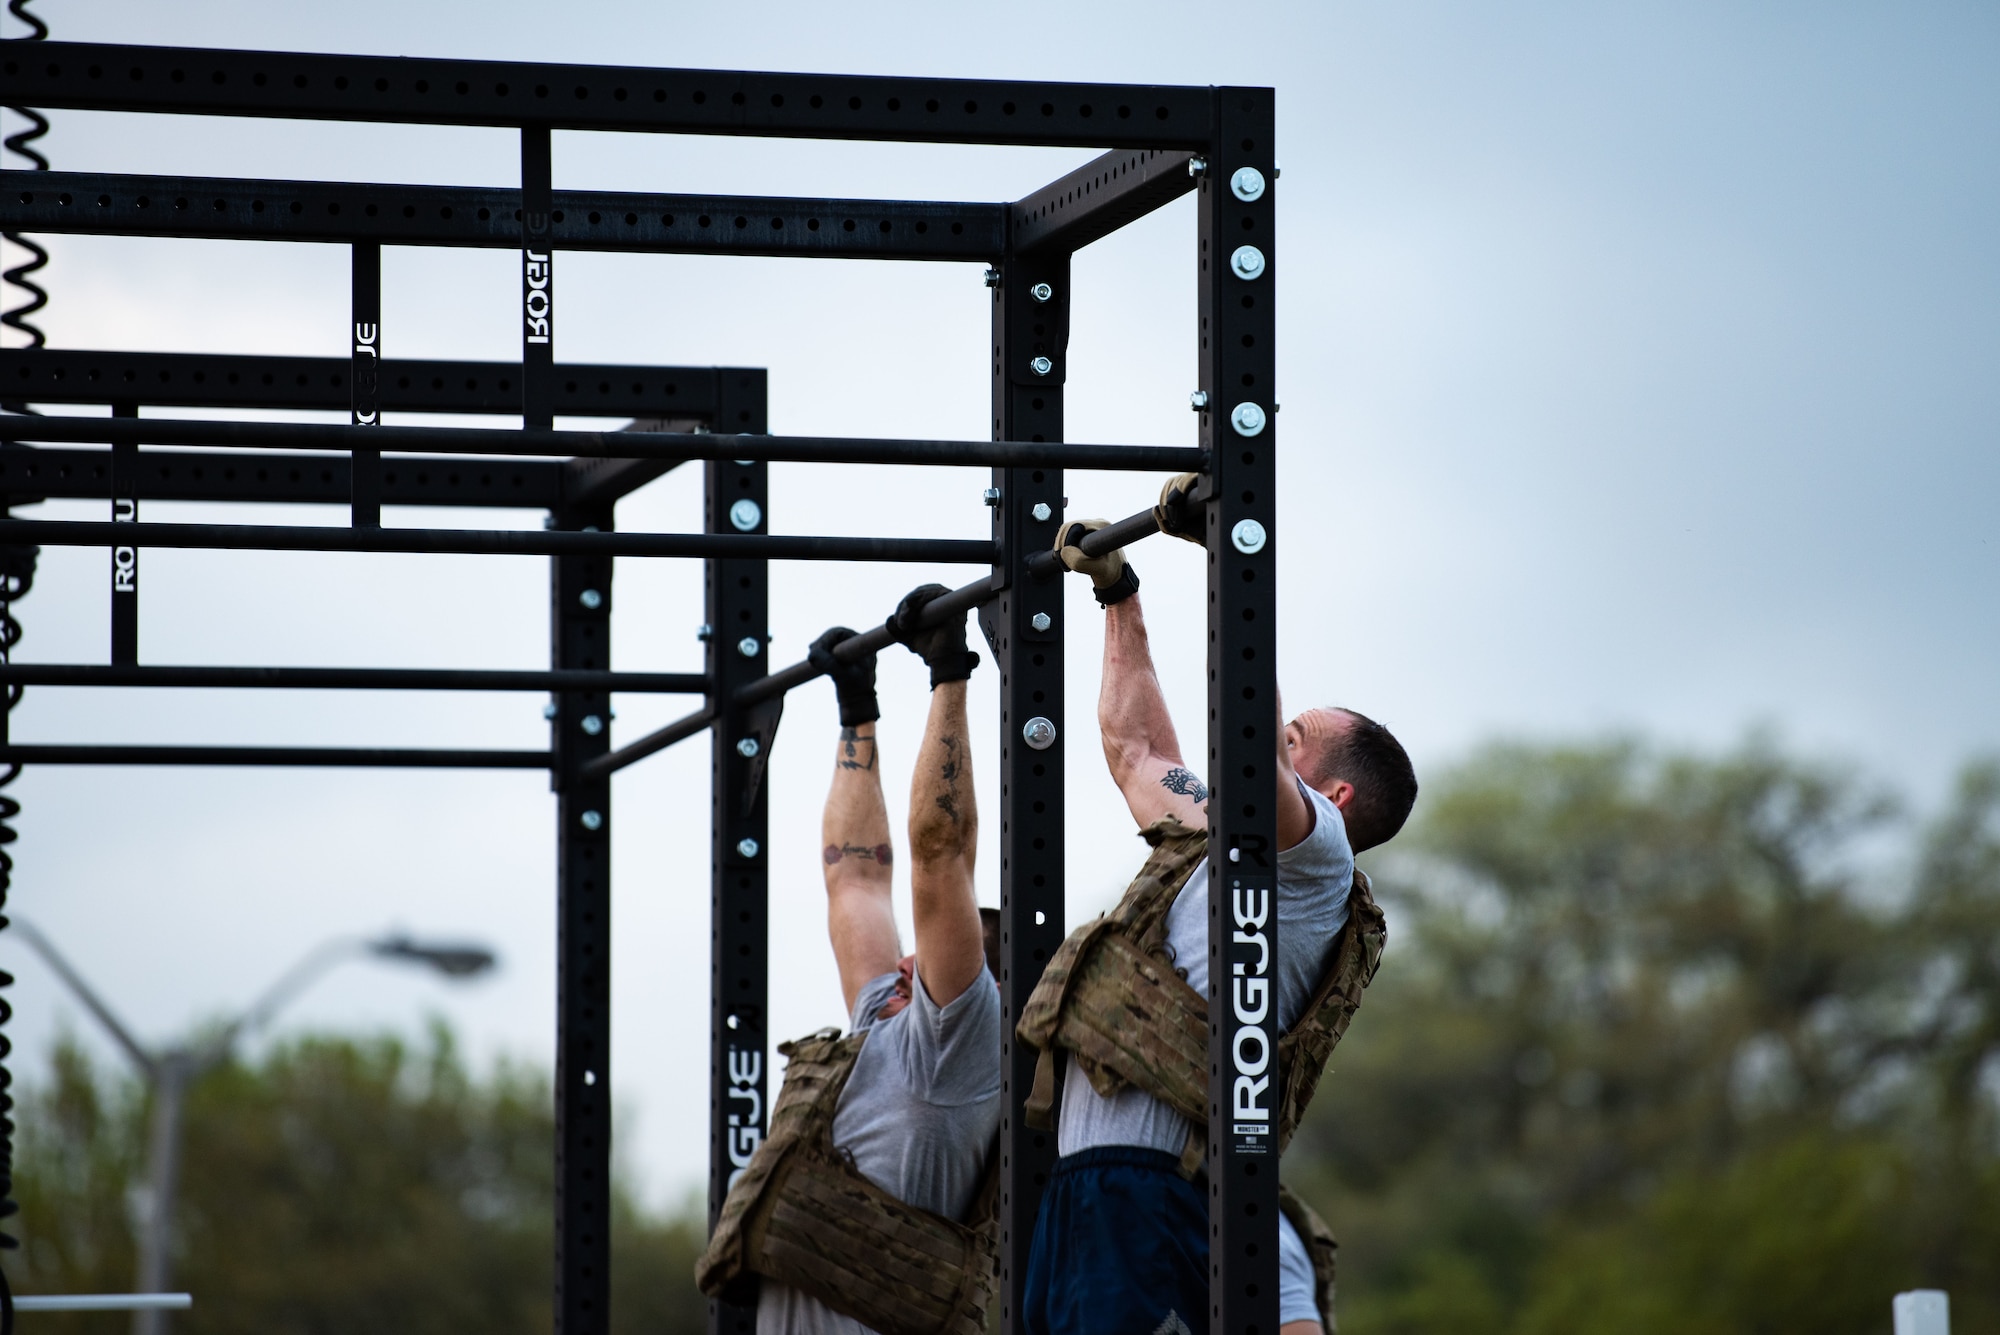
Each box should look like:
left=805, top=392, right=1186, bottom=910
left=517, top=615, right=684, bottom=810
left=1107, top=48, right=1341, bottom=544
left=1024, top=1147, right=1208, bottom=1335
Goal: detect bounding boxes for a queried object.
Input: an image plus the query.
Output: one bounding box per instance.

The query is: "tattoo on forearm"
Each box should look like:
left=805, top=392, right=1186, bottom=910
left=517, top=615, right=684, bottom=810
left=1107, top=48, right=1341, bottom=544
left=838, top=726, right=878, bottom=772
left=1161, top=767, right=1209, bottom=803
left=934, top=734, right=964, bottom=823
left=823, top=842, right=894, bottom=866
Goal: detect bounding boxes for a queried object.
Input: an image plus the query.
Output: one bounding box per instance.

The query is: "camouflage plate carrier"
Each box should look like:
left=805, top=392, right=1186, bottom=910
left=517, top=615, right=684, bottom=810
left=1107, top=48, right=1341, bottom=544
left=695, top=1026, right=1000, bottom=1335
left=1015, top=816, right=1385, bottom=1323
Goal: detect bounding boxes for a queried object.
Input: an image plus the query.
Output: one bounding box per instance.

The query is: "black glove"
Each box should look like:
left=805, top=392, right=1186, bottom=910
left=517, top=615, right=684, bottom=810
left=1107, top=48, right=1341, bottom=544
left=1153, top=471, right=1208, bottom=546
left=808, top=626, right=879, bottom=727
left=887, top=584, right=980, bottom=688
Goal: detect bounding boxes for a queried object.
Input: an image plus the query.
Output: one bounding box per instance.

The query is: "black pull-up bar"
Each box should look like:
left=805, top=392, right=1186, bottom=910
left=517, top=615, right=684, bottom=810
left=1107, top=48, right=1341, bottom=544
left=739, top=503, right=1166, bottom=708
left=0, top=414, right=1203, bottom=473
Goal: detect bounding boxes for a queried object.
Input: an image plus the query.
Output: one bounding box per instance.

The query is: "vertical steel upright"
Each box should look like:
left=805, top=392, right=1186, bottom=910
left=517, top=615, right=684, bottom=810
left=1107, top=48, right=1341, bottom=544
left=349, top=241, right=382, bottom=526
left=983, top=251, right=1071, bottom=1334
left=108, top=401, right=137, bottom=665
left=707, top=371, right=772, bottom=1335
left=521, top=126, right=554, bottom=431
left=1201, top=89, right=1281, bottom=1335
left=552, top=494, right=615, bottom=1335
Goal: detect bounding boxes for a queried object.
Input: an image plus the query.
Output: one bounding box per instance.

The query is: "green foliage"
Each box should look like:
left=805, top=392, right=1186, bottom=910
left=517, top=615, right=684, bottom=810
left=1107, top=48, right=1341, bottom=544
left=1288, top=740, right=2000, bottom=1333
left=10, top=1025, right=709, bottom=1335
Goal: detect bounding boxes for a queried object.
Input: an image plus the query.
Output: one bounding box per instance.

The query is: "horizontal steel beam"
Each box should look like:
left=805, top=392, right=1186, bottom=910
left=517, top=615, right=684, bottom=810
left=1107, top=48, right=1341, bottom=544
left=7, top=43, right=1211, bottom=149
left=0, top=446, right=569, bottom=508
left=0, top=415, right=1204, bottom=472
left=0, top=518, right=993, bottom=563
left=1011, top=148, right=1199, bottom=255
left=0, top=745, right=551, bottom=768
left=577, top=705, right=714, bottom=782
left=0, top=665, right=706, bottom=693
left=2, top=171, right=1004, bottom=261
left=1, top=349, right=733, bottom=418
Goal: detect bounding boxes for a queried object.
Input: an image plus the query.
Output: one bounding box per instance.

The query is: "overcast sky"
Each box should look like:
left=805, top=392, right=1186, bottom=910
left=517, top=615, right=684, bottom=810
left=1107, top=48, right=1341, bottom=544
left=2, top=0, right=1995, bottom=1207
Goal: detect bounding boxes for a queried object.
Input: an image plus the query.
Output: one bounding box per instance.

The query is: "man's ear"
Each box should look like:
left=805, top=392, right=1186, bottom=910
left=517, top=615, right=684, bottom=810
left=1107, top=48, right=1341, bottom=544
left=1326, top=779, right=1356, bottom=812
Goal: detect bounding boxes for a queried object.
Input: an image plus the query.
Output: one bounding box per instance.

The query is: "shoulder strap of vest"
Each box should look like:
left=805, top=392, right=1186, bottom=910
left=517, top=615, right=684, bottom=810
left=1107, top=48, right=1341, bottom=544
left=1277, top=1183, right=1339, bottom=1328
left=1273, top=868, right=1385, bottom=1152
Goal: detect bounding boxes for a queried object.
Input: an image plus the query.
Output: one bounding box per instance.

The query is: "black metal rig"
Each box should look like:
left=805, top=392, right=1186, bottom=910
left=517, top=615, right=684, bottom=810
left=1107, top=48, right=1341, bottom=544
left=0, top=38, right=1282, bottom=1335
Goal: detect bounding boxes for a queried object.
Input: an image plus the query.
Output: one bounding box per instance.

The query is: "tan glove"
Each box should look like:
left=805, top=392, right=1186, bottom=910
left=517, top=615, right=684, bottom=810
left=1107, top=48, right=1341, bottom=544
left=1153, top=471, right=1207, bottom=545
left=1053, top=519, right=1140, bottom=606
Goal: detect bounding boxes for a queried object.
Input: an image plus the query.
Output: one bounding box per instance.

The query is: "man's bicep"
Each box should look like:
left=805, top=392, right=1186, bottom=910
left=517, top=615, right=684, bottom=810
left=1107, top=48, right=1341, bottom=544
left=1116, top=753, right=1211, bottom=830
left=828, top=883, right=901, bottom=1010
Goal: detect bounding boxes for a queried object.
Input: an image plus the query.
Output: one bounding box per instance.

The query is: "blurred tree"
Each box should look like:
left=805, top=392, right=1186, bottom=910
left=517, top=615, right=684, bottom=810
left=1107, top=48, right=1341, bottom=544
left=1288, top=740, right=2000, bottom=1334
left=9, top=1024, right=709, bottom=1335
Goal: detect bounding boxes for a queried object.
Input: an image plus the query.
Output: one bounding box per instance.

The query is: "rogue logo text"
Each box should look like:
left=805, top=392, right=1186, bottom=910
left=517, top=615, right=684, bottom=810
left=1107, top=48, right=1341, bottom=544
left=1229, top=877, right=1273, bottom=1148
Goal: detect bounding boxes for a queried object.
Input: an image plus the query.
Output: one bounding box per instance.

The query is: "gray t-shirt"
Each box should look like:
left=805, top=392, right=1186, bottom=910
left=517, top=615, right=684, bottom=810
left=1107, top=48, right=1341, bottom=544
left=1057, top=780, right=1355, bottom=1327
left=757, top=964, right=1003, bottom=1335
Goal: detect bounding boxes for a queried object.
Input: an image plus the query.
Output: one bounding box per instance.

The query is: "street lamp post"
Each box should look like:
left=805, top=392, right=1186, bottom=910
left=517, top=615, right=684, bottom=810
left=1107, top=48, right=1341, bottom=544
left=8, top=920, right=496, bottom=1335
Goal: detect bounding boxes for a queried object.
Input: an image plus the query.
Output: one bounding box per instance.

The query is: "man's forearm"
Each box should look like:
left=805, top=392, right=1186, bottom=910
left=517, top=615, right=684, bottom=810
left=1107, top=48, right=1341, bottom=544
left=1101, top=593, right=1183, bottom=777
left=908, top=681, right=974, bottom=869
left=822, top=724, right=892, bottom=875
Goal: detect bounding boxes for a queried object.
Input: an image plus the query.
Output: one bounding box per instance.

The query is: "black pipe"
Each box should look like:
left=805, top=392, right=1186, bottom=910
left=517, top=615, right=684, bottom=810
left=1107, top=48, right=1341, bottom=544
left=1022, top=507, right=1164, bottom=581
left=0, top=665, right=707, bottom=693
left=734, top=575, right=1001, bottom=708
left=0, top=415, right=1207, bottom=473
left=576, top=706, right=715, bottom=783
left=0, top=519, right=992, bottom=564
left=0, top=745, right=552, bottom=768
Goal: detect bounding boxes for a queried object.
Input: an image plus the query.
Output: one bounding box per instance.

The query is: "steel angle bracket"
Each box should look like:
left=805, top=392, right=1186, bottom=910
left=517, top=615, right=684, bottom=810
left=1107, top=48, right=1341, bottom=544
left=736, top=693, right=784, bottom=813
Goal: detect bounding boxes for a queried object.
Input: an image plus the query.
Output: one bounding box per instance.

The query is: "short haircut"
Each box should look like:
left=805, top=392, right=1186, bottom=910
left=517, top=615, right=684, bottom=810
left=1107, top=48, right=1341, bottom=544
left=1304, top=708, right=1418, bottom=853
left=979, top=907, right=1002, bottom=980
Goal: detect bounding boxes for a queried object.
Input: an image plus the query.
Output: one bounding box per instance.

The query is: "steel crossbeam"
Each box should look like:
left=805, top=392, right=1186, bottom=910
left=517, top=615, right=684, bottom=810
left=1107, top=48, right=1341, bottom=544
left=5, top=43, right=1210, bottom=148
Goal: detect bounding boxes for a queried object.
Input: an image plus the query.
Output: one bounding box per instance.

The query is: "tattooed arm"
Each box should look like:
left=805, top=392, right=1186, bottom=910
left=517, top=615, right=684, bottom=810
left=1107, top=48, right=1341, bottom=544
left=1100, top=592, right=1210, bottom=830
left=906, top=679, right=986, bottom=1007
left=822, top=721, right=902, bottom=1014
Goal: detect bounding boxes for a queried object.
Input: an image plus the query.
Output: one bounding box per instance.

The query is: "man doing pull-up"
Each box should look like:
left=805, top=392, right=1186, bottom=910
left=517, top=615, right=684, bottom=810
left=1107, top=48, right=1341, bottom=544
left=706, top=585, right=1003, bottom=1335
left=1021, top=483, right=1419, bottom=1335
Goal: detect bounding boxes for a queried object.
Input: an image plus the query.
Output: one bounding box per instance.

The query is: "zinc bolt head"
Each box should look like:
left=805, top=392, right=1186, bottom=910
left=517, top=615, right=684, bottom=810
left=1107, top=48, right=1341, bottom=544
left=984, top=267, right=1001, bottom=288
left=736, top=736, right=760, bottom=758
left=1030, top=355, right=1054, bottom=376
left=542, top=702, right=559, bottom=721
left=729, top=498, right=762, bottom=532
left=697, top=623, right=713, bottom=641
left=737, top=636, right=761, bottom=658
left=983, top=487, right=1003, bottom=507
left=1230, top=244, right=1267, bottom=280
left=581, top=714, right=604, bottom=736
left=736, top=837, right=761, bottom=859
left=1187, top=155, right=1208, bottom=178
left=1231, top=402, right=1268, bottom=437
left=1230, top=166, right=1267, bottom=202
left=1030, top=281, right=1054, bottom=303
left=1231, top=518, right=1269, bottom=555
left=581, top=809, right=604, bottom=832
left=1030, top=612, right=1052, bottom=632
left=1189, top=389, right=1210, bottom=411
left=1031, top=502, right=1053, bottom=521
left=579, top=588, right=603, bottom=610
left=1022, top=716, right=1058, bottom=751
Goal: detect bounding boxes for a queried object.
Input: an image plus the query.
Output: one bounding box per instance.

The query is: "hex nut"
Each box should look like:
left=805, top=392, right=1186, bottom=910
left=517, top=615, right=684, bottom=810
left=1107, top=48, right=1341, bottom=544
left=543, top=702, right=559, bottom=721
left=1187, top=155, right=1208, bottom=178
left=983, top=487, right=1003, bottom=506
left=1030, top=355, right=1054, bottom=376
left=729, top=498, right=762, bottom=532
left=1030, top=282, right=1054, bottom=302
left=1231, top=402, right=1268, bottom=437
left=1030, top=612, right=1052, bottom=632
left=581, top=809, right=604, bottom=831
left=736, top=837, right=761, bottom=859
left=579, top=588, right=603, bottom=610
left=1189, top=390, right=1210, bottom=410
left=984, top=267, right=1001, bottom=288
left=1022, top=716, right=1058, bottom=750
left=737, top=636, right=761, bottom=658
left=736, top=736, right=760, bottom=758
left=581, top=714, right=604, bottom=736
left=697, top=623, right=714, bottom=640
left=1230, top=245, right=1266, bottom=280
left=1230, top=166, right=1267, bottom=202
left=1231, top=519, right=1269, bottom=555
